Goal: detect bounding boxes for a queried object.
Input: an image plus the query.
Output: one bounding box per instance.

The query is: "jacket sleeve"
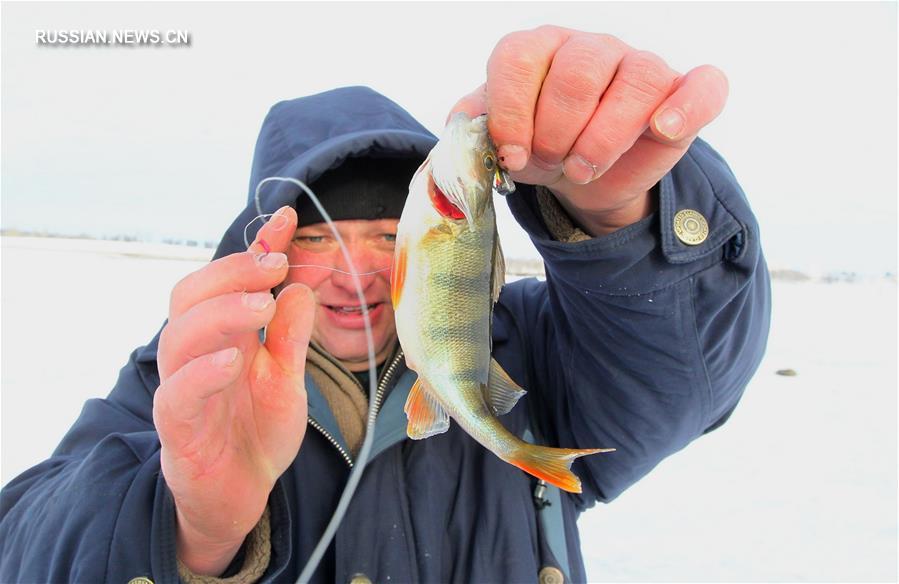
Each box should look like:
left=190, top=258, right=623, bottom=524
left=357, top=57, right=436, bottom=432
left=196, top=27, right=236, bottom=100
left=492, top=138, right=771, bottom=506
left=0, top=332, right=187, bottom=583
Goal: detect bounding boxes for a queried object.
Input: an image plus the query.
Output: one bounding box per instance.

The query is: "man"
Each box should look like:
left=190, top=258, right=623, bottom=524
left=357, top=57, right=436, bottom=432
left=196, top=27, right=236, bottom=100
left=0, top=26, right=770, bottom=582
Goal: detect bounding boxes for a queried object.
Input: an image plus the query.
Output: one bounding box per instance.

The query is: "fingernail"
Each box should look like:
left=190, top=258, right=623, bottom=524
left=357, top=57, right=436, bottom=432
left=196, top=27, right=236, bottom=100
left=655, top=108, right=685, bottom=140
left=269, top=206, right=291, bottom=231
left=258, top=252, right=287, bottom=270
left=243, top=292, right=273, bottom=311
left=212, top=347, right=239, bottom=367
left=497, top=145, right=528, bottom=172
left=563, top=155, right=598, bottom=185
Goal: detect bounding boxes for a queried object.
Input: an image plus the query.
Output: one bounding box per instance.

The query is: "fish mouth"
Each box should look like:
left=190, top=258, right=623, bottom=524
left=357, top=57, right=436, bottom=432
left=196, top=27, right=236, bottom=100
left=493, top=166, right=516, bottom=197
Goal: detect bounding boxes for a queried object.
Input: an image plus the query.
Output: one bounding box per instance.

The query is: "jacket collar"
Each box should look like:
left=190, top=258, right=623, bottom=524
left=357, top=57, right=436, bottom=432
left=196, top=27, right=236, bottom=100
left=304, top=342, right=415, bottom=464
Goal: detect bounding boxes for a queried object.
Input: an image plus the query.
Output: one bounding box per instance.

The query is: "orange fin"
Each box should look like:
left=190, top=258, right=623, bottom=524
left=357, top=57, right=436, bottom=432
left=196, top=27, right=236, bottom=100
left=505, top=443, right=615, bottom=494
left=403, top=378, right=450, bottom=440
left=390, top=241, right=408, bottom=309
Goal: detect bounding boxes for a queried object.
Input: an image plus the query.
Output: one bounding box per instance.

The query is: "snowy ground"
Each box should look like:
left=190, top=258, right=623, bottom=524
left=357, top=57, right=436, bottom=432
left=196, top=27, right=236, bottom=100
left=1, top=236, right=896, bottom=582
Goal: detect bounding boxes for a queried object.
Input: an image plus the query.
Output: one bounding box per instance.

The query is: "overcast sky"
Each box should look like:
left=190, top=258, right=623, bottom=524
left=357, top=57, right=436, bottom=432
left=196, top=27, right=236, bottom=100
left=2, top=2, right=896, bottom=274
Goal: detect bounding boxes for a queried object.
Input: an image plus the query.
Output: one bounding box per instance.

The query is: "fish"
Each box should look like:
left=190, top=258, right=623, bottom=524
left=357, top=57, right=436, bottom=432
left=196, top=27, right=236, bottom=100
left=390, top=112, right=614, bottom=493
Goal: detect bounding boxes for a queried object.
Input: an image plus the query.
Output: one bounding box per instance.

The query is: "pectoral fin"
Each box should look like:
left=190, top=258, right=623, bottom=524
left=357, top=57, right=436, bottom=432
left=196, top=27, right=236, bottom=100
left=484, top=358, right=527, bottom=416
left=404, top=378, right=450, bottom=439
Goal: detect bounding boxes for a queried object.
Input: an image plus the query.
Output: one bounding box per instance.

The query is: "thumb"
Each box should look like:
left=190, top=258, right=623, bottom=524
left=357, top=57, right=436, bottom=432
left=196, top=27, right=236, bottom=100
left=265, top=283, right=316, bottom=379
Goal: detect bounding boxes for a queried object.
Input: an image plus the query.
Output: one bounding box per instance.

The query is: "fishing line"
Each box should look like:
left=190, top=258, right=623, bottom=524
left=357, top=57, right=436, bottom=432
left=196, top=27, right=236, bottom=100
left=244, top=214, right=392, bottom=276
left=285, top=264, right=390, bottom=276
left=252, top=176, right=385, bottom=584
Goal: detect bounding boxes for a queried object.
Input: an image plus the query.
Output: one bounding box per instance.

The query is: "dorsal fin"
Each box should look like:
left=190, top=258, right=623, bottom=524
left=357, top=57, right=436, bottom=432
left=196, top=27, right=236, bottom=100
left=491, top=231, right=505, bottom=304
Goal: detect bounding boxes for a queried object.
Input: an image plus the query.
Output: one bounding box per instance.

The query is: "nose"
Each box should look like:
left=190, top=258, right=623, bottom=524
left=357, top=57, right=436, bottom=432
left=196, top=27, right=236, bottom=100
left=330, top=243, right=381, bottom=293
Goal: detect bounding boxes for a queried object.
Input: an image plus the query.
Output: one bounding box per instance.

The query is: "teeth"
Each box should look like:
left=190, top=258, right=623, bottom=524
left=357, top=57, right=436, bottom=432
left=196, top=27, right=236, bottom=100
left=332, top=304, right=376, bottom=313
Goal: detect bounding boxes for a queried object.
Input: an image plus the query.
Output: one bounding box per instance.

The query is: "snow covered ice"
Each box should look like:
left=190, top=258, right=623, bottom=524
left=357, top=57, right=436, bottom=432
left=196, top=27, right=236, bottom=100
left=1, top=236, right=895, bottom=581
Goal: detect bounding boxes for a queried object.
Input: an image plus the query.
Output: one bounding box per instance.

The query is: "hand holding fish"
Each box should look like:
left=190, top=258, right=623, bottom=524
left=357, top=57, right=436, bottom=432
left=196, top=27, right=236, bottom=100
left=153, top=206, right=315, bottom=575
left=451, top=25, right=729, bottom=235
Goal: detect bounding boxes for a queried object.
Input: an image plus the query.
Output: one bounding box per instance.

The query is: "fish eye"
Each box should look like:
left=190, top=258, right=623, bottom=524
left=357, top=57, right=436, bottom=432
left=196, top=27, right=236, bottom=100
left=483, top=154, right=496, bottom=171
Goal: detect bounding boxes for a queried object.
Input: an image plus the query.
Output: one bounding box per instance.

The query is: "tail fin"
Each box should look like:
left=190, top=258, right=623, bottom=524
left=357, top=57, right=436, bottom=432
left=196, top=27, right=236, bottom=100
left=505, top=443, right=614, bottom=494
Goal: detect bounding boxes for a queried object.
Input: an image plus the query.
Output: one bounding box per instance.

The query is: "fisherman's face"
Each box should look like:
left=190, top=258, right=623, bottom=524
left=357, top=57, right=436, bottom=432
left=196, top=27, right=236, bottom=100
left=284, top=218, right=399, bottom=371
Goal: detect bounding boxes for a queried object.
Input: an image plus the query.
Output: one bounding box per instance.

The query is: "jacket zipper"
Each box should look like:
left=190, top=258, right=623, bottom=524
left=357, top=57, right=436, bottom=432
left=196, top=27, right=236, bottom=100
left=373, top=349, right=404, bottom=416
left=307, top=349, right=405, bottom=468
left=307, top=416, right=354, bottom=467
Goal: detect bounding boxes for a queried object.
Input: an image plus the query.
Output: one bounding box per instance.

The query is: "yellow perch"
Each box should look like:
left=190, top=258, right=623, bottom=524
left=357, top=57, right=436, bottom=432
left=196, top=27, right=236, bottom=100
left=391, top=113, right=613, bottom=493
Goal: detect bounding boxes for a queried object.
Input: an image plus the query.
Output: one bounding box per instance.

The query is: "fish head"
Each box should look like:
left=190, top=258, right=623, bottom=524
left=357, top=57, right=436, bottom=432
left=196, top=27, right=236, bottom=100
left=427, top=113, right=516, bottom=229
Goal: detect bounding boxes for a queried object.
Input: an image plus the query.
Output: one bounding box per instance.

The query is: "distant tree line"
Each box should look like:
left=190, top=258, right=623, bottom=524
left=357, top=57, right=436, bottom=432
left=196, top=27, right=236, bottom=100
left=1, top=228, right=219, bottom=249
left=2, top=229, right=894, bottom=282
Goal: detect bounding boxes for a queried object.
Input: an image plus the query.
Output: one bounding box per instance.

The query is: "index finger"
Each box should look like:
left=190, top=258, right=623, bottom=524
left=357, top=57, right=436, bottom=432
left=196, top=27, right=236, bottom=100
left=168, top=206, right=297, bottom=320
left=447, top=83, right=488, bottom=125
left=247, top=205, right=297, bottom=254
left=485, top=25, right=572, bottom=171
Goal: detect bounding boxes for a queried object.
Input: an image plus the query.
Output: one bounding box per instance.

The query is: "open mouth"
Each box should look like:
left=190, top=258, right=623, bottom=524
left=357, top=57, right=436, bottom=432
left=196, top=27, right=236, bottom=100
left=325, top=302, right=383, bottom=314
left=323, top=302, right=386, bottom=329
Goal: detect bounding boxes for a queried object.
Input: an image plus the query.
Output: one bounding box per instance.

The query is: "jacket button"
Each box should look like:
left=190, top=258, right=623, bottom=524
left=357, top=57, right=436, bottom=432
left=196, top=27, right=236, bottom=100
left=673, top=209, right=709, bottom=245
left=348, top=574, right=372, bottom=584
left=539, top=566, right=565, bottom=584
left=127, top=579, right=153, bottom=584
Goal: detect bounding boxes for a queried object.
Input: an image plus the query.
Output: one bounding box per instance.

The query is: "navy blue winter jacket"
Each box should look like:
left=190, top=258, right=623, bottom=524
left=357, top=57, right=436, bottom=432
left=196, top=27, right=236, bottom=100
left=0, top=87, right=771, bottom=583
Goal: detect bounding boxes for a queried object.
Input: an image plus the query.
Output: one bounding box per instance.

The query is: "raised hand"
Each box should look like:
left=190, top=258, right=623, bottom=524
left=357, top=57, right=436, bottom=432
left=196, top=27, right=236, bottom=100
left=452, top=26, right=729, bottom=235
left=153, top=206, right=315, bottom=575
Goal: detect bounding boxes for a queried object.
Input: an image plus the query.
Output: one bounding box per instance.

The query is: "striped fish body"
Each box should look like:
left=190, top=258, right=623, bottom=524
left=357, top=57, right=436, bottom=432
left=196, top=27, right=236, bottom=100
left=391, top=113, right=612, bottom=493
left=394, top=184, right=510, bottom=447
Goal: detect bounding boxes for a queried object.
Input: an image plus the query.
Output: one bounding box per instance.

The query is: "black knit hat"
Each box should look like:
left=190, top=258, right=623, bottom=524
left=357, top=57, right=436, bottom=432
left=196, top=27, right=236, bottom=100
left=297, top=156, right=422, bottom=227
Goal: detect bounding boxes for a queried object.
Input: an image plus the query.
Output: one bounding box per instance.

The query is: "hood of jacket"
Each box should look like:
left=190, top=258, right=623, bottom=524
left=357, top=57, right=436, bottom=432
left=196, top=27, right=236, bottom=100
left=213, top=86, right=438, bottom=261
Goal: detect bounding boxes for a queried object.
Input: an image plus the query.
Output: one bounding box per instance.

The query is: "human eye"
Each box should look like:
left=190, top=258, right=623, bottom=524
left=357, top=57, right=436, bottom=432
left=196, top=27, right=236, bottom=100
left=368, top=232, right=396, bottom=252
left=292, top=232, right=332, bottom=250
left=295, top=235, right=326, bottom=243
left=380, top=233, right=398, bottom=248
